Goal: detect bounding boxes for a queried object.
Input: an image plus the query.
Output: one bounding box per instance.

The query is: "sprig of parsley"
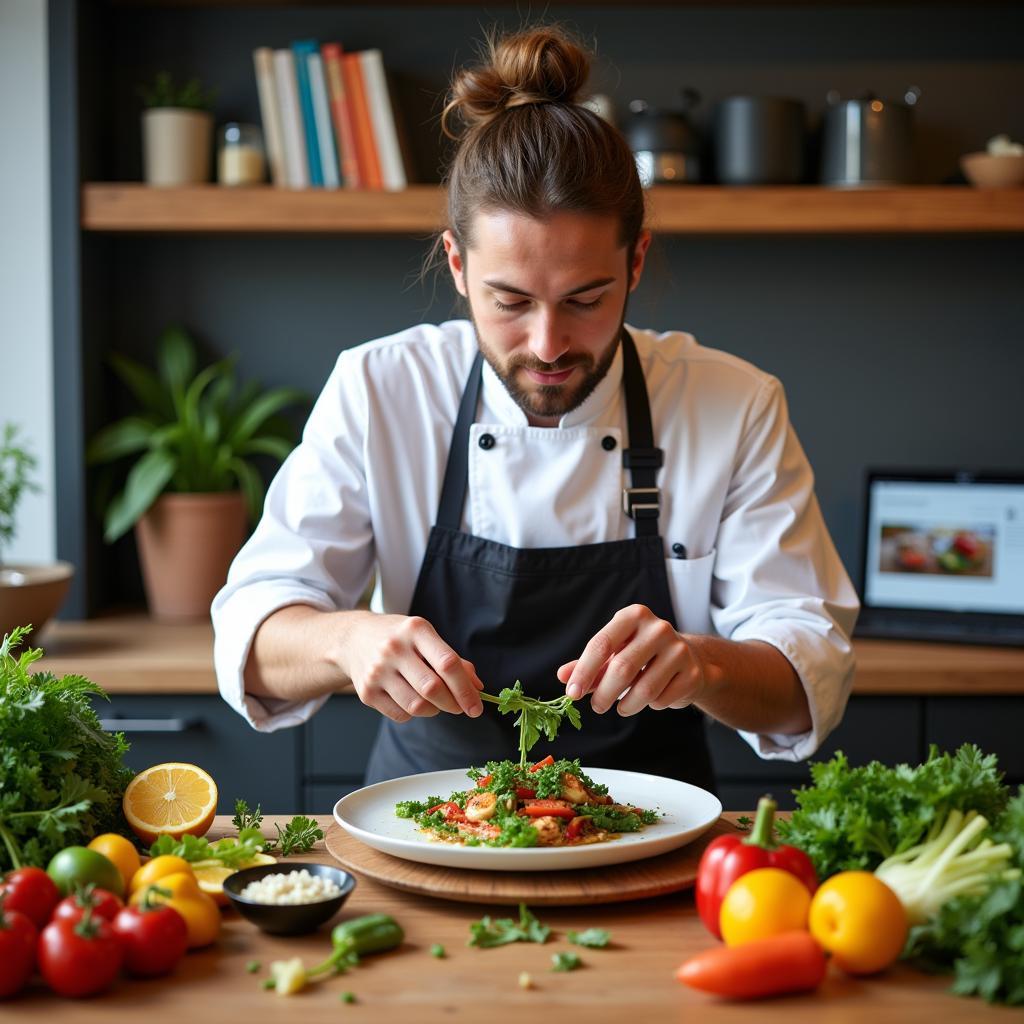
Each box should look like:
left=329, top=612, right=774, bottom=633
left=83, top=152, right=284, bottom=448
left=232, top=798, right=263, bottom=832
left=551, top=951, right=582, bottom=972
left=265, top=815, right=324, bottom=856
left=568, top=928, right=610, bottom=948
left=468, top=903, right=550, bottom=948
left=478, top=680, right=581, bottom=768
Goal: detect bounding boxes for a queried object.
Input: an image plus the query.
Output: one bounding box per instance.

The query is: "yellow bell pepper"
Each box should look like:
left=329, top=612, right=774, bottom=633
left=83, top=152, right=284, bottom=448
left=132, top=871, right=221, bottom=948
left=719, top=867, right=812, bottom=947
left=130, top=854, right=193, bottom=894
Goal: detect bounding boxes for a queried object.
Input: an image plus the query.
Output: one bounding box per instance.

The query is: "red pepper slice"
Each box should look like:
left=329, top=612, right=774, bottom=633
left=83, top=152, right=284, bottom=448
left=695, top=796, right=818, bottom=940
left=565, top=816, right=591, bottom=840
left=515, top=787, right=537, bottom=800
left=476, top=774, right=493, bottom=788
left=520, top=800, right=575, bottom=819
left=426, top=801, right=467, bottom=823
left=529, top=755, right=555, bottom=773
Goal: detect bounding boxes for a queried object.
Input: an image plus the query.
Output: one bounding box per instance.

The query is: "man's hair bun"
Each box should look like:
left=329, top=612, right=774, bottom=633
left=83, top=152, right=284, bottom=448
left=442, top=25, right=592, bottom=139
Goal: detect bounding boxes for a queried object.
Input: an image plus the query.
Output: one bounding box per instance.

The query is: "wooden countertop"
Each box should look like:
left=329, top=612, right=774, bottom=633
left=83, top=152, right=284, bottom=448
left=13, top=814, right=1007, bottom=1021
left=35, top=613, right=1024, bottom=696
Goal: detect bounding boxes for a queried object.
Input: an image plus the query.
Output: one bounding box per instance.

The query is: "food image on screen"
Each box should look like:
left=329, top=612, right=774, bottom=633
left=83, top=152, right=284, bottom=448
left=878, top=523, right=995, bottom=577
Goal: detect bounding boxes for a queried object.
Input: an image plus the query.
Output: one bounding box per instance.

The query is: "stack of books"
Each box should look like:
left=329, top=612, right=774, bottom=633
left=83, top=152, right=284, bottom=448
left=253, top=41, right=414, bottom=190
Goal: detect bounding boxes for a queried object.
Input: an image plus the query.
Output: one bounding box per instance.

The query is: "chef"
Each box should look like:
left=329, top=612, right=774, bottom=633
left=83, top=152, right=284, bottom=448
left=212, top=25, right=860, bottom=790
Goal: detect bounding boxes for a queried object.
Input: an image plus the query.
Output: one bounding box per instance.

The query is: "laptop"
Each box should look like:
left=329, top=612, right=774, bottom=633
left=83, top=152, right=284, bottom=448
left=853, top=469, right=1024, bottom=647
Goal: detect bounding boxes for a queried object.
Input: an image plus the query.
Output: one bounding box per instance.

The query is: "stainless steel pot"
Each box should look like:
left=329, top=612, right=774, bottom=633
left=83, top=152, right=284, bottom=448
left=821, top=87, right=921, bottom=187
left=624, top=89, right=703, bottom=187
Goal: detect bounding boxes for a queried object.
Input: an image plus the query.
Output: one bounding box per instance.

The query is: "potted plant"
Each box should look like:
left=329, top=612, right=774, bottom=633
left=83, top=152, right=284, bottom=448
left=88, top=326, right=307, bottom=621
left=139, top=71, right=217, bottom=186
left=0, top=424, right=74, bottom=639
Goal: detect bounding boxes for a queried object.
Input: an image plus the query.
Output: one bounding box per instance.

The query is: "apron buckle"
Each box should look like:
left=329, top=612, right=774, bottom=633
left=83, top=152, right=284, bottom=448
left=622, top=487, right=661, bottom=519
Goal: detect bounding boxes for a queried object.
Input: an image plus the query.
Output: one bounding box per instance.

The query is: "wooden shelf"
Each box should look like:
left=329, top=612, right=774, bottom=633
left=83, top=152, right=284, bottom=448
left=34, top=613, right=1024, bottom=695
left=81, top=183, right=1024, bottom=236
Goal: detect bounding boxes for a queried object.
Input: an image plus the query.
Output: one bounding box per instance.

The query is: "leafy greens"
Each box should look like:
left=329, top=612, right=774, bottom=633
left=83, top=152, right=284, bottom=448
left=478, top=680, right=580, bottom=768
left=467, top=903, right=551, bottom=948
left=0, top=626, right=134, bottom=870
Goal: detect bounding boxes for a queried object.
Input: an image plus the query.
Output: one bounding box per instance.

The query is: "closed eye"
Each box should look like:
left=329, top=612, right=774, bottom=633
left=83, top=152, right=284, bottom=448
left=492, top=295, right=605, bottom=313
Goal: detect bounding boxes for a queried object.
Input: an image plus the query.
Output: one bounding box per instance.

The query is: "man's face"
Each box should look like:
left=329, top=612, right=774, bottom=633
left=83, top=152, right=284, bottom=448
left=443, top=211, right=651, bottom=426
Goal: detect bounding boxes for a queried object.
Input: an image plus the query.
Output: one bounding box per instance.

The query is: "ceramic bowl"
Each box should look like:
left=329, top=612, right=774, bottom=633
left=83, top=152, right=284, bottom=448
left=0, top=562, right=74, bottom=642
left=222, top=862, right=356, bottom=935
left=960, top=152, right=1024, bottom=188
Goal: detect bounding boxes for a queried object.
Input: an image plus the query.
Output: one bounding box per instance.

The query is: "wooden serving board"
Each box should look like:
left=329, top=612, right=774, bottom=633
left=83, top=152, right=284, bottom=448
left=323, top=816, right=740, bottom=906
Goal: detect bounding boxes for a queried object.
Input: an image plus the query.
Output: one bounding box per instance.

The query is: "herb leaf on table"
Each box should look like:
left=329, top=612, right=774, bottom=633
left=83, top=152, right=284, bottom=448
left=468, top=903, right=551, bottom=948
left=265, top=815, right=324, bottom=856
left=568, top=928, right=610, bottom=948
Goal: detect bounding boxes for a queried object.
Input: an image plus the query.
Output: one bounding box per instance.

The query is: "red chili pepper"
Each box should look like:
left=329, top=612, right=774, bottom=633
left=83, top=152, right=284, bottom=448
left=426, top=801, right=467, bottom=823
left=695, top=795, right=818, bottom=940
left=529, top=755, right=554, bottom=772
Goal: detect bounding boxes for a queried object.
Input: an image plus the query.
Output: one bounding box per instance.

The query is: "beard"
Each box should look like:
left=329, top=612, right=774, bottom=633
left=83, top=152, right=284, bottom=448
left=468, top=302, right=626, bottom=422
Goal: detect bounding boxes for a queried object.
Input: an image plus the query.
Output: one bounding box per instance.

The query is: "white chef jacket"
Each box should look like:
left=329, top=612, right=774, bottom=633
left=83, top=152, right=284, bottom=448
left=212, top=319, right=860, bottom=762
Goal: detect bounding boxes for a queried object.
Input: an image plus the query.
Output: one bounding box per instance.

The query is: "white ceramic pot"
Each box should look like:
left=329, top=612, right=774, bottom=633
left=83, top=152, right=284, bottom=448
left=142, top=108, right=213, bottom=186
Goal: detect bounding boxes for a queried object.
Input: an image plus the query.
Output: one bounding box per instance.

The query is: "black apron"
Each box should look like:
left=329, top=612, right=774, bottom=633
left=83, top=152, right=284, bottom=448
left=364, top=329, right=715, bottom=792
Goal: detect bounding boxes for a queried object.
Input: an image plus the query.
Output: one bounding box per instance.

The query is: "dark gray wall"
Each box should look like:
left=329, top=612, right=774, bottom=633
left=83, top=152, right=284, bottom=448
left=68, top=1, right=1024, bottom=611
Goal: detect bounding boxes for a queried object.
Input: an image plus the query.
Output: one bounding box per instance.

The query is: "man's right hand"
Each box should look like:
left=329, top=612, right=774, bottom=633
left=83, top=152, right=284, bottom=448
left=334, top=611, right=485, bottom=723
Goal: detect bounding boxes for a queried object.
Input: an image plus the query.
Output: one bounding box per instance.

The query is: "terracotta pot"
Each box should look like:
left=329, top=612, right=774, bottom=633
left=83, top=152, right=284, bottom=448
left=142, top=107, right=213, bottom=186
left=0, top=562, right=74, bottom=641
left=135, top=492, right=248, bottom=621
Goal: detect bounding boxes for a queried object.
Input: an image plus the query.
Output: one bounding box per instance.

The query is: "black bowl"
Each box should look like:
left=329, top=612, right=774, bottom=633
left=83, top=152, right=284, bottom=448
left=222, top=862, right=356, bottom=935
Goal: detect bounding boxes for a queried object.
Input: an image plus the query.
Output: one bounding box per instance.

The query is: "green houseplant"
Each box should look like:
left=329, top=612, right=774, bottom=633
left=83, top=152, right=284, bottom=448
left=88, top=325, right=306, bottom=619
left=138, top=71, right=217, bottom=186
left=0, top=424, right=74, bottom=639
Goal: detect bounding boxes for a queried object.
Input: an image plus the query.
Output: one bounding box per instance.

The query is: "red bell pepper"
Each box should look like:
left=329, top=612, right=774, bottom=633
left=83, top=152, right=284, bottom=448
left=426, top=801, right=467, bottom=823
left=529, top=755, right=554, bottom=772
left=565, top=816, right=591, bottom=841
left=695, top=795, right=818, bottom=940
left=519, top=800, right=575, bottom=819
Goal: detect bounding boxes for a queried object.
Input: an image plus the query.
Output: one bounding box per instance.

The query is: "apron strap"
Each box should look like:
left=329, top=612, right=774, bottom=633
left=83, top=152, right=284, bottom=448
left=436, top=330, right=663, bottom=536
left=620, top=328, right=664, bottom=537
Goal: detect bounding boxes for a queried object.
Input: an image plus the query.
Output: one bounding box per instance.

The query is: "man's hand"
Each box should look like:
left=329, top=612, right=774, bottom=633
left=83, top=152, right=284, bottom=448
left=557, top=604, right=706, bottom=716
left=336, top=611, right=485, bottom=723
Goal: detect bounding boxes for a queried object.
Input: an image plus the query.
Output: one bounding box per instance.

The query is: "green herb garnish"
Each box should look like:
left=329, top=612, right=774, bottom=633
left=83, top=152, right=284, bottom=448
left=430, top=943, right=445, bottom=958
left=468, top=903, right=550, bottom=948
left=478, top=680, right=581, bottom=768
left=233, top=798, right=263, bottom=832
left=567, top=928, right=610, bottom=948
left=264, top=815, right=324, bottom=856
left=340, top=991, right=356, bottom=1004
left=246, top=960, right=261, bottom=973
left=551, top=951, right=582, bottom=972
left=150, top=828, right=267, bottom=868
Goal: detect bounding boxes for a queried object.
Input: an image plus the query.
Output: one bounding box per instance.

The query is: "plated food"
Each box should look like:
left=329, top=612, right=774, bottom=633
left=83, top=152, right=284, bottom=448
left=395, top=754, right=661, bottom=848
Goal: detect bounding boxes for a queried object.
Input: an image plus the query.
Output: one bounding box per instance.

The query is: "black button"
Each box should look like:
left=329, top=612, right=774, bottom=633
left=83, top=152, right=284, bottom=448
left=672, top=543, right=688, bottom=558
left=601, top=435, right=617, bottom=451
left=478, top=433, right=496, bottom=450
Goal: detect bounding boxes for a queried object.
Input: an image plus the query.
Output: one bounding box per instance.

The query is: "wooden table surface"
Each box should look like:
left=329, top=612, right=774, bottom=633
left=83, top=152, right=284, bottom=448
left=14, top=815, right=1012, bottom=1022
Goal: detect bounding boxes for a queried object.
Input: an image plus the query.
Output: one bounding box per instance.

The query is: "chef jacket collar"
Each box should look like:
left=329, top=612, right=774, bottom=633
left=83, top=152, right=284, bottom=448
left=478, top=325, right=628, bottom=429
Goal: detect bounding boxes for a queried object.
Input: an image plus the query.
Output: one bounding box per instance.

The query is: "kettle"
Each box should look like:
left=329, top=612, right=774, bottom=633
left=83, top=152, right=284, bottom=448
left=820, top=87, right=921, bottom=187
left=624, top=88, right=703, bottom=187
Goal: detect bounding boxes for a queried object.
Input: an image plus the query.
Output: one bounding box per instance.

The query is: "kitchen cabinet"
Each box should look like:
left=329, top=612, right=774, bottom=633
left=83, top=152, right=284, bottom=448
left=90, top=694, right=302, bottom=813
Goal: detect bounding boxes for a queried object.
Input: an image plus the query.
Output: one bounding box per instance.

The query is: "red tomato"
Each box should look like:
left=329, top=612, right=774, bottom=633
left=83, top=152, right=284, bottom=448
left=426, top=801, right=467, bottom=823
left=520, top=800, right=576, bottom=819
left=53, top=887, right=123, bottom=925
left=112, top=903, right=188, bottom=977
left=37, top=909, right=124, bottom=998
left=0, top=867, right=61, bottom=929
left=0, top=895, right=37, bottom=998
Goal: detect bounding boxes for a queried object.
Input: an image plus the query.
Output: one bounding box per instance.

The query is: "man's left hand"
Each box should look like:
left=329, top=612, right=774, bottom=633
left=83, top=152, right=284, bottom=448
left=557, top=604, right=707, bottom=716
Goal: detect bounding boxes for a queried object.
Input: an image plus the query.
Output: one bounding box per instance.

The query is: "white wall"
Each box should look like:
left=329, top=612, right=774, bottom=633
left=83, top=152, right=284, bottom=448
left=0, top=0, right=54, bottom=562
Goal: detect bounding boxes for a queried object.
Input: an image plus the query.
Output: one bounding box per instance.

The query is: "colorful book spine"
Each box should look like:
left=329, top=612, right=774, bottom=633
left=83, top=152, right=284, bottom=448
left=272, top=48, right=309, bottom=189
left=291, top=39, right=323, bottom=187
left=359, top=49, right=407, bottom=191
left=321, top=42, right=361, bottom=189
left=342, top=51, right=383, bottom=190
left=307, top=51, right=340, bottom=189
left=252, top=47, right=287, bottom=187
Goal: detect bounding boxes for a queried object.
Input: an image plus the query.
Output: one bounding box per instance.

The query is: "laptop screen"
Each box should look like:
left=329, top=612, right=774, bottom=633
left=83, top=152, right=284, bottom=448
left=863, top=473, right=1024, bottom=616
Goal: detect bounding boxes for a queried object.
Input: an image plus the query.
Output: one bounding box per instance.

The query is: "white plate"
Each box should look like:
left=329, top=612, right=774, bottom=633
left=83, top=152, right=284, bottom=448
left=333, top=767, right=722, bottom=871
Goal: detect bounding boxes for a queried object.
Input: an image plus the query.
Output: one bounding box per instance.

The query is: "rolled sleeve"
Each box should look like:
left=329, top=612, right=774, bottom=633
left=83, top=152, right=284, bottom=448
left=211, top=349, right=375, bottom=732
left=711, top=376, right=860, bottom=761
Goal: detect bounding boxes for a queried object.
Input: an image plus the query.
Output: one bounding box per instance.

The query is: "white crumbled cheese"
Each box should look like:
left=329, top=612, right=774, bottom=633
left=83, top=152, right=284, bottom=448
left=240, top=869, right=341, bottom=905
left=987, top=134, right=1024, bottom=157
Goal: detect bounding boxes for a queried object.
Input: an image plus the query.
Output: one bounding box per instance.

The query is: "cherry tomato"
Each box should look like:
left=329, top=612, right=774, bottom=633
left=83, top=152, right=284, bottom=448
left=0, top=867, right=60, bottom=930
left=37, top=907, right=124, bottom=998
left=52, top=885, right=124, bottom=925
left=0, top=892, right=37, bottom=998
left=112, top=899, right=188, bottom=977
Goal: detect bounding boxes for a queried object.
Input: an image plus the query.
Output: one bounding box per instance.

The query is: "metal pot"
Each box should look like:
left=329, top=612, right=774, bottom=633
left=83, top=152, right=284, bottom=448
left=713, top=96, right=807, bottom=185
left=624, top=89, right=702, bottom=187
left=820, top=87, right=921, bottom=187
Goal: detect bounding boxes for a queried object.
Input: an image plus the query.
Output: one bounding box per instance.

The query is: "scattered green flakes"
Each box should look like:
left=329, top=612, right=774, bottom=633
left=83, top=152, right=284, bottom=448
left=551, top=951, right=582, bottom=972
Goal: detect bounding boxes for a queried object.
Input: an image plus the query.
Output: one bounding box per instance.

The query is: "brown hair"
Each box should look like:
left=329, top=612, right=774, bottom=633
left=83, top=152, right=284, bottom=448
left=424, top=25, right=645, bottom=284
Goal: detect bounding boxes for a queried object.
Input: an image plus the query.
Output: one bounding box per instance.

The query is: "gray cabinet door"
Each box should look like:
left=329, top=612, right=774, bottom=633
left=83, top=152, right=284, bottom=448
left=305, top=694, right=381, bottom=788
left=93, top=694, right=301, bottom=814
left=925, top=697, right=1024, bottom=784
